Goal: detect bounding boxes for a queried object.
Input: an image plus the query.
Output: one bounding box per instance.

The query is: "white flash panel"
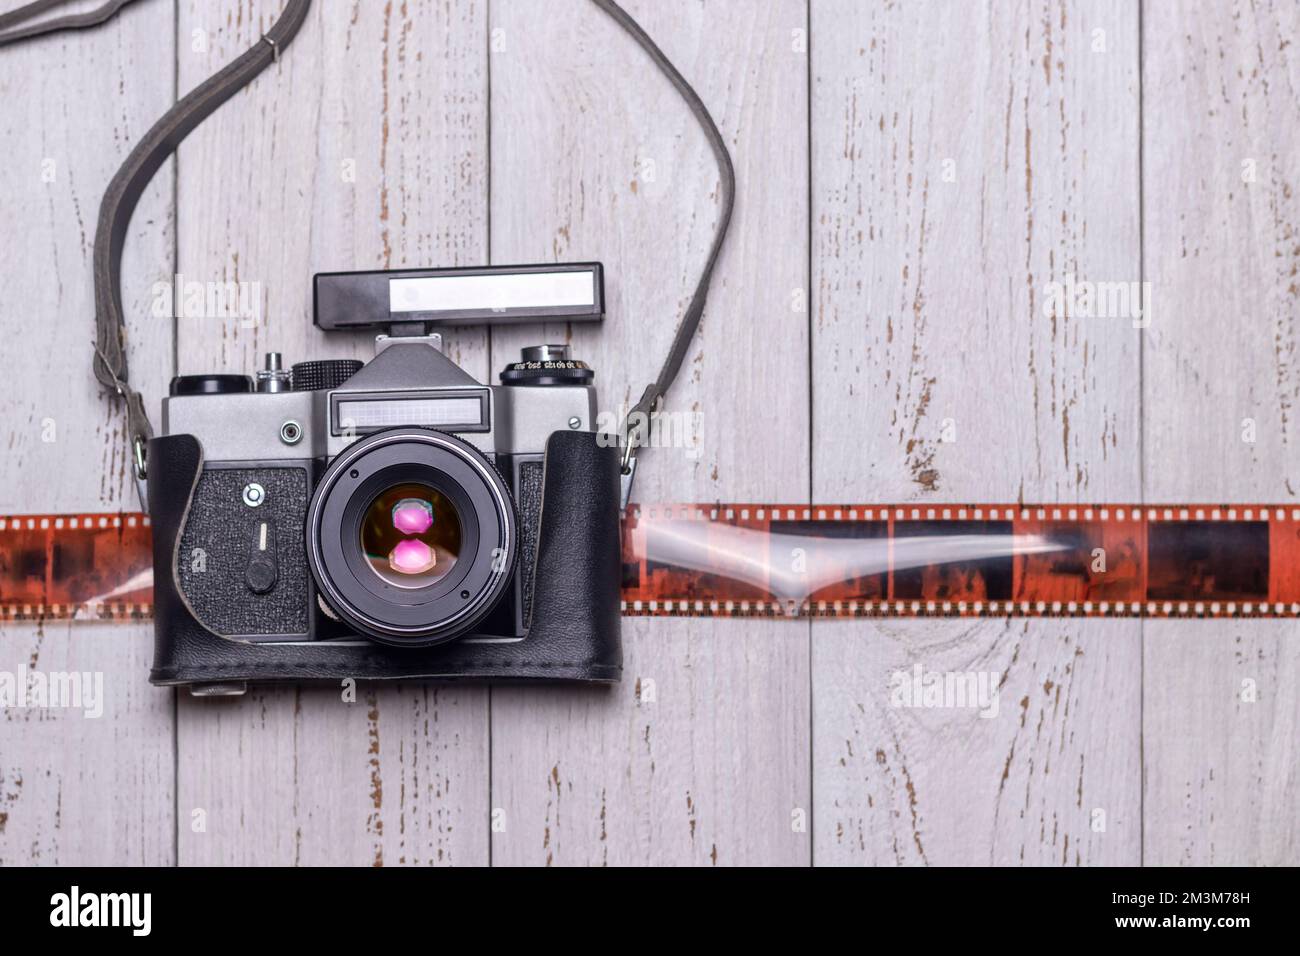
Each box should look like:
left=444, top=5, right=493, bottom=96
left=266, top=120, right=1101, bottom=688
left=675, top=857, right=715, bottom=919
left=336, top=397, right=483, bottom=430
left=389, top=269, right=596, bottom=313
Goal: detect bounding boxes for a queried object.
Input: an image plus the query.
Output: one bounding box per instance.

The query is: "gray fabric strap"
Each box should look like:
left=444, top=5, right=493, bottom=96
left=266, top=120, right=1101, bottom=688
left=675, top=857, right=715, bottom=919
left=589, top=0, right=736, bottom=487
left=9, top=0, right=731, bottom=506
left=0, top=0, right=142, bottom=46
left=90, top=0, right=313, bottom=494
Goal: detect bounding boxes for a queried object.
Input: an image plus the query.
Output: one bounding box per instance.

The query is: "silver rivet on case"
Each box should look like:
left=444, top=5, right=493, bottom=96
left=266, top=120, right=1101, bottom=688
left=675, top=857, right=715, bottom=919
left=242, top=482, right=266, bottom=507
left=568, top=417, right=582, bottom=429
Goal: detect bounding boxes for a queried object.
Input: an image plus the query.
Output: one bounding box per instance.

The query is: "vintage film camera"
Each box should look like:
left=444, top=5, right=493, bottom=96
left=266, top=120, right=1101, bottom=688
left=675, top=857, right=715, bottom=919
left=147, top=263, right=623, bottom=694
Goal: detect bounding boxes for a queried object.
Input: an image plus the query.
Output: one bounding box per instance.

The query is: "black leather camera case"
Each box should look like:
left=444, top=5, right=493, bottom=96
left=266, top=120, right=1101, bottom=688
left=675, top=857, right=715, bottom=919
left=147, top=429, right=623, bottom=687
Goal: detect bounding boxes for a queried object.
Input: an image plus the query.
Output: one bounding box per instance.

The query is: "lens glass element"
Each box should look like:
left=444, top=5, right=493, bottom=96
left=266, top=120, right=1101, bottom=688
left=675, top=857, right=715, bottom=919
left=359, top=482, right=462, bottom=589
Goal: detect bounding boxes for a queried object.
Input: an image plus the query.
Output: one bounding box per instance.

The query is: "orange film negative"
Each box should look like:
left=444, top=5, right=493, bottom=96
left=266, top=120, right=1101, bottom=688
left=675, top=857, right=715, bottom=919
left=0, top=513, right=153, bottom=621
left=4, top=504, right=1300, bottom=621
left=620, top=503, right=1300, bottom=618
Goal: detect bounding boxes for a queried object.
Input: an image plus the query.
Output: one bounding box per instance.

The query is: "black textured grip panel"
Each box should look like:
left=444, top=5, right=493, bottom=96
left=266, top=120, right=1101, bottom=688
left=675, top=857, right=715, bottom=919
left=178, top=466, right=311, bottom=636
left=291, top=359, right=364, bottom=391
left=517, top=457, right=544, bottom=626
left=148, top=429, right=622, bottom=686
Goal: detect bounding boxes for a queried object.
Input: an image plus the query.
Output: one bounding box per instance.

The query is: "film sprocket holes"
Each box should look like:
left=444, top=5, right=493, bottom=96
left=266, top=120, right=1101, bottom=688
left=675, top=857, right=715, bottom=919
left=148, top=264, right=623, bottom=692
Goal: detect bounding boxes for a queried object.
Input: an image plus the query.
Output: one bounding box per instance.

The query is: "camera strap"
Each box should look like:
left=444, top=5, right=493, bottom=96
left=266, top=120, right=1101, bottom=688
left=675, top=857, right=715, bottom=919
left=7, top=0, right=732, bottom=511
left=0, top=0, right=142, bottom=46
left=97, top=0, right=312, bottom=507
left=588, top=1, right=736, bottom=506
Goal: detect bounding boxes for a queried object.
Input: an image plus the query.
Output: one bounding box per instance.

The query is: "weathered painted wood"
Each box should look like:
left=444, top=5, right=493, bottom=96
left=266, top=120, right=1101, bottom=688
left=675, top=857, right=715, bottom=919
left=487, top=0, right=812, bottom=865
left=3, top=0, right=1295, bottom=869
left=810, top=0, right=1143, bottom=864
left=1142, top=0, right=1300, bottom=866
left=173, top=0, right=492, bottom=865
left=0, top=0, right=176, bottom=864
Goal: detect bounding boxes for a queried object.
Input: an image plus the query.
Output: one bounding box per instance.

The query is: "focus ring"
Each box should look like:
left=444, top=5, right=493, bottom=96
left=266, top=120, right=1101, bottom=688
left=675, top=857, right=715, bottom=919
left=305, top=427, right=518, bottom=647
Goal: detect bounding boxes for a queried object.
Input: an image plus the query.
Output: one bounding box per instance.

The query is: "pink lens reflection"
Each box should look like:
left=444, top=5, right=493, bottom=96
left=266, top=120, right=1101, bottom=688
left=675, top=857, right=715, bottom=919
left=392, top=497, right=434, bottom=535
left=389, top=539, right=436, bottom=575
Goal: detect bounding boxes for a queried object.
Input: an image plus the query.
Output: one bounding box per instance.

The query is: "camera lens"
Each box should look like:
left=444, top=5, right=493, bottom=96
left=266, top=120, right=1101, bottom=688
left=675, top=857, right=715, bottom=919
left=359, top=483, right=462, bottom=588
left=306, top=428, right=518, bottom=647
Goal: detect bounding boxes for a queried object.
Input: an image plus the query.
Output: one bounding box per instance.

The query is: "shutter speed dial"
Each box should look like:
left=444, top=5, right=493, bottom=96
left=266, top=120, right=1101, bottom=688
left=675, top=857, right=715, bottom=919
left=291, top=359, right=363, bottom=391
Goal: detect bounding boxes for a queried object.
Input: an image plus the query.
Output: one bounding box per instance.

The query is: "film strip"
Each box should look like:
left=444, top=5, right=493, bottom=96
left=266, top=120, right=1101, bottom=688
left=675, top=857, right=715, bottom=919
left=3, top=504, right=1299, bottom=621
left=621, top=503, right=1300, bottom=619
left=0, top=513, right=153, bottom=621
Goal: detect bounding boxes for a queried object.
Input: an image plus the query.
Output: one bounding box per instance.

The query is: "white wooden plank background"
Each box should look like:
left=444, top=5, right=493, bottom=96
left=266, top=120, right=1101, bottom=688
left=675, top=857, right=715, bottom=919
left=0, top=0, right=176, bottom=864
left=487, top=0, right=810, bottom=866
left=810, top=0, right=1142, bottom=865
left=1141, top=0, right=1299, bottom=866
left=0, top=0, right=1295, bottom=867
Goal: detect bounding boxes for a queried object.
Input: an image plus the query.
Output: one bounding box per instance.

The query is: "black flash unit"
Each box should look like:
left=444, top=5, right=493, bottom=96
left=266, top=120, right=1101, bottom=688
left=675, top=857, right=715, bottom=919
left=313, top=262, right=605, bottom=330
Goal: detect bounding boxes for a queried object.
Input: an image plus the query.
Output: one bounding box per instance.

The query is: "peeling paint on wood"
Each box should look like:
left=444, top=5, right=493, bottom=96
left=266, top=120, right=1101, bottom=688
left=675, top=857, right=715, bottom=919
left=1, top=0, right=1296, bottom=867
left=487, top=0, right=812, bottom=866
left=810, top=0, right=1143, bottom=865
left=1142, top=0, right=1300, bottom=866
left=0, top=0, right=176, bottom=865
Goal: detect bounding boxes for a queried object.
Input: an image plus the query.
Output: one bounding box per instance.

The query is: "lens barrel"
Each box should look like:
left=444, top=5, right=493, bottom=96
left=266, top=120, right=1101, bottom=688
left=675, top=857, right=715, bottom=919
left=306, top=428, right=517, bottom=646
